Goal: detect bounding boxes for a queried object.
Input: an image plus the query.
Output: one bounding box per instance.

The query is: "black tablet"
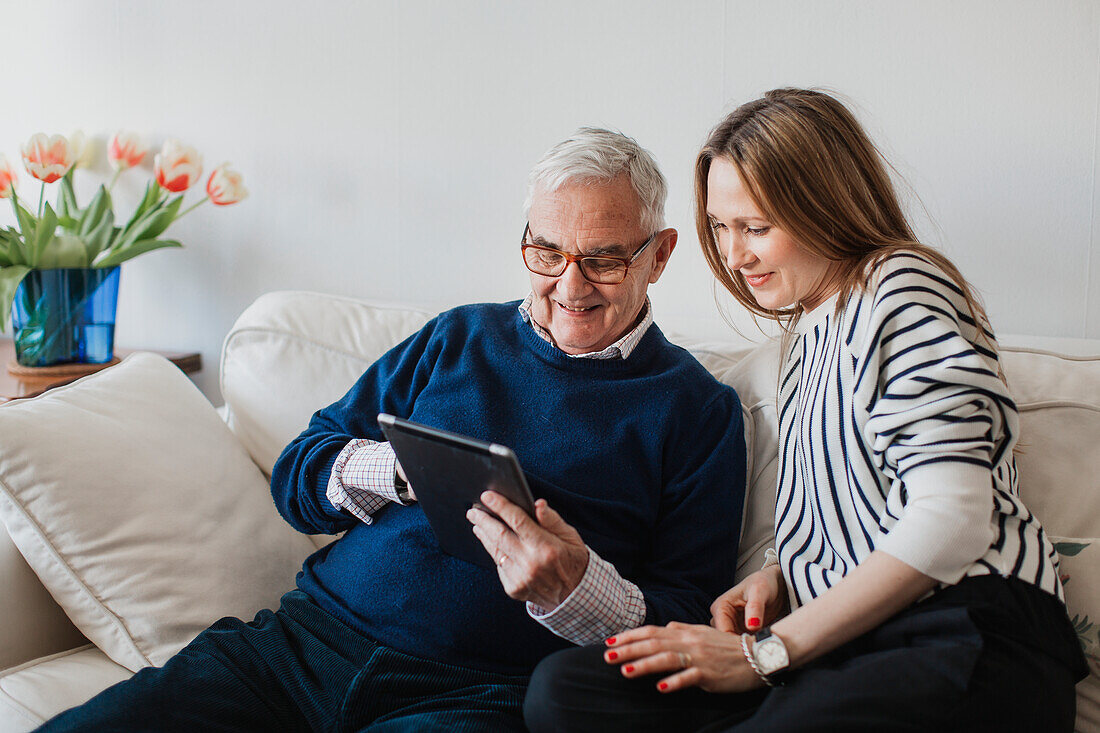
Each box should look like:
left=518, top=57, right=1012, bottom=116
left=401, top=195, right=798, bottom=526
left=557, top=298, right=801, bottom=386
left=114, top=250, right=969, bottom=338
left=377, top=413, right=537, bottom=568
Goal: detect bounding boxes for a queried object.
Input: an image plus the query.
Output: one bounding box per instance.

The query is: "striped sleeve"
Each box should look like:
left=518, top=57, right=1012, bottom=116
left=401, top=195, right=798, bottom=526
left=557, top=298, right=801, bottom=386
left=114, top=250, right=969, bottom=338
left=855, top=256, right=1014, bottom=583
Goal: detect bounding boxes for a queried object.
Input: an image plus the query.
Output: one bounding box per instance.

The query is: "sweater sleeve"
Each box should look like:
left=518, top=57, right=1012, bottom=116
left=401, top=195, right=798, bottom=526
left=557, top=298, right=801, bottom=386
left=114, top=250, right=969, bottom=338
left=637, top=388, right=746, bottom=626
left=270, top=316, right=444, bottom=535
left=855, top=256, right=1016, bottom=583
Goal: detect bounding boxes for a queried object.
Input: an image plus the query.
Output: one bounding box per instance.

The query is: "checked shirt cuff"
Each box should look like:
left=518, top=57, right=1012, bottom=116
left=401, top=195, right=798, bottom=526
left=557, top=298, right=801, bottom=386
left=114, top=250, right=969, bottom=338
left=325, top=439, right=402, bottom=524
left=526, top=547, right=647, bottom=646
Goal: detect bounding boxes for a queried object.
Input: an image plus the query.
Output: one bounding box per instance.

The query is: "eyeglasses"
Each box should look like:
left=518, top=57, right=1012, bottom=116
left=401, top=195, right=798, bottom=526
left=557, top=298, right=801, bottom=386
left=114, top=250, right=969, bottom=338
left=520, top=223, right=657, bottom=285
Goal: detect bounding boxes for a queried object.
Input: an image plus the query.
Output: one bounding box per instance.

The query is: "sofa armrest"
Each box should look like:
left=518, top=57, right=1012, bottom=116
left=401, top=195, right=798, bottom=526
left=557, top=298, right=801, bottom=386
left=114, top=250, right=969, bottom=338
left=0, top=523, right=86, bottom=672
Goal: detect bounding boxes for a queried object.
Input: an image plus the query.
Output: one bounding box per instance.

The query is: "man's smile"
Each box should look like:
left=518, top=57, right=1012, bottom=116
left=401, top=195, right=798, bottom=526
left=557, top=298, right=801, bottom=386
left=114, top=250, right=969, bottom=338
left=557, top=302, right=598, bottom=313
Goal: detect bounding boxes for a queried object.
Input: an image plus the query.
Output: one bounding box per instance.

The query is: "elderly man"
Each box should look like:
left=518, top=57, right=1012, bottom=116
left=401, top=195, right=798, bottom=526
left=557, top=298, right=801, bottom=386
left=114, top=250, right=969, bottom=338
left=40, top=128, right=746, bottom=732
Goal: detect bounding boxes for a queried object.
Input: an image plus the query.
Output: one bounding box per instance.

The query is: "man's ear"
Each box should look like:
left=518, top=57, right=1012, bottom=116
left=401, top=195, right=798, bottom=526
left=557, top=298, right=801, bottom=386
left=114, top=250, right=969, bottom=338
left=648, top=228, right=678, bottom=284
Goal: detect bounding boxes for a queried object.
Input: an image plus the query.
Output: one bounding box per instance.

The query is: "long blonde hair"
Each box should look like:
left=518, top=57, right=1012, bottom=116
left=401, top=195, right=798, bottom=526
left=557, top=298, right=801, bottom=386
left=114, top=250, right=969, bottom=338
left=695, top=88, right=989, bottom=335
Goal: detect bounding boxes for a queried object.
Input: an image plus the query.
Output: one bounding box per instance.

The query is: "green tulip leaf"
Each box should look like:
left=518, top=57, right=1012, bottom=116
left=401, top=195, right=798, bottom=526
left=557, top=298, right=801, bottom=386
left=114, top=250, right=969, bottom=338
left=12, top=197, right=35, bottom=243
left=0, top=265, right=31, bottom=334
left=57, top=174, right=79, bottom=222
left=86, top=225, right=122, bottom=263
left=117, top=183, right=164, bottom=242
left=1055, top=541, right=1091, bottom=557
left=1, top=227, right=28, bottom=266
left=38, top=234, right=91, bottom=269
left=78, top=185, right=112, bottom=239
left=0, top=228, right=19, bottom=267
left=133, top=182, right=162, bottom=222
left=118, top=195, right=183, bottom=250
left=32, top=203, right=59, bottom=265
left=83, top=208, right=116, bottom=260
left=5, top=199, right=32, bottom=265
left=92, top=238, right=181, bottom=268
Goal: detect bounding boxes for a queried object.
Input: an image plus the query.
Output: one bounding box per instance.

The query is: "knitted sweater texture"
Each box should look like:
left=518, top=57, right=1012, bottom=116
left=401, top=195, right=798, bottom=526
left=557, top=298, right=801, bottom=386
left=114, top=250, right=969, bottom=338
left=271, top=302, right=746, bottom=673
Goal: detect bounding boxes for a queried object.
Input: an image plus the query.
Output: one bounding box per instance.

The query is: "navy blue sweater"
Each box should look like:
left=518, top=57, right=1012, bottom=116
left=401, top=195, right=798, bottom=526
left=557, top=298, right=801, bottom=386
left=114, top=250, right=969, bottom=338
left=271, top=302, right=746, bottom=674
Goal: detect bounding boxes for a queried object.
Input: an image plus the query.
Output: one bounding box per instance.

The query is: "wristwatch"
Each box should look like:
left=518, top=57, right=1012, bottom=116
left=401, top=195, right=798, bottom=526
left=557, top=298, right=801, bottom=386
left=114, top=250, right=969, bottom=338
left=752, top=627, right=790, bottom=685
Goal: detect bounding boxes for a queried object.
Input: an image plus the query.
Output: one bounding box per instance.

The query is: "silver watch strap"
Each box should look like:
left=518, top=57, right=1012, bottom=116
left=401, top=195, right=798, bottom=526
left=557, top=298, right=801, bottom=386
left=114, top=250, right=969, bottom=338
left=740, top=632, right=776, bottom=687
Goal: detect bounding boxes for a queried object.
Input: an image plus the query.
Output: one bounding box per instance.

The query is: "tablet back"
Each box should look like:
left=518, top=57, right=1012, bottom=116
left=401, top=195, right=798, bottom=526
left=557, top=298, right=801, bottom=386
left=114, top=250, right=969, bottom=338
left=377, top=414, right=535, bottom=567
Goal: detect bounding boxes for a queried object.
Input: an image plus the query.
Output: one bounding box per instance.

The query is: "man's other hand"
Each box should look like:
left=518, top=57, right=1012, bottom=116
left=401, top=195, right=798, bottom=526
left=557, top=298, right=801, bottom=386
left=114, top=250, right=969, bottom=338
left=395, top=459, right=416, bottom=502
left=467, top=491, right=588, bottom=609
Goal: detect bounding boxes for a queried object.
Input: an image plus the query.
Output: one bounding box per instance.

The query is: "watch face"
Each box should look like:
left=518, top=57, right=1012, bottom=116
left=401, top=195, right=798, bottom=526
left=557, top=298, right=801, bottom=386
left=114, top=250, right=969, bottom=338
left=755, top=637, right=789, bottom=675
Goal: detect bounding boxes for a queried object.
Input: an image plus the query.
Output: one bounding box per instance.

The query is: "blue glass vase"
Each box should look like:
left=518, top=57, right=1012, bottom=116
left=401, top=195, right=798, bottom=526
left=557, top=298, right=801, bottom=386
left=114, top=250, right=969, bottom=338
left=11, top=267, right=121, bottom=367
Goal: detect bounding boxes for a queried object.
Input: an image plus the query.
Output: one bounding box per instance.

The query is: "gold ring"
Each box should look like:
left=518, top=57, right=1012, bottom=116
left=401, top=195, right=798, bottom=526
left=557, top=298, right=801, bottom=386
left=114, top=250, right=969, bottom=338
left=679, top=652, right=692, bottom=669
left=497, top=554, right=508, bottom=566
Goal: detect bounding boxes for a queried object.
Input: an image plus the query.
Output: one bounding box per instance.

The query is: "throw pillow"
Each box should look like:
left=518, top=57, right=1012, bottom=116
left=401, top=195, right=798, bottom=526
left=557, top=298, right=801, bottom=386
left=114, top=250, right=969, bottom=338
left=1053, top=537, right=1100, bottom=733
left=0, top=353, right=317, bottom=672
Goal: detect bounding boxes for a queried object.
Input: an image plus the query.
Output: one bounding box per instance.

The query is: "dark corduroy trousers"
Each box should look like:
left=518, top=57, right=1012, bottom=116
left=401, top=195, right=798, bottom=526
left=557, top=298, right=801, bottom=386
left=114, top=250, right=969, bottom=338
left=38, top=590, right=529, bottom=732
left=524, top=576, right=1087, bottom=733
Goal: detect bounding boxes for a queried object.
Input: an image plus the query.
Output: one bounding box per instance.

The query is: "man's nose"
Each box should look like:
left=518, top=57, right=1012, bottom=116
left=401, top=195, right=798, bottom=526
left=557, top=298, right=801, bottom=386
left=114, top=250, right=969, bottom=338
left=557, top=260, right=593, bottom=294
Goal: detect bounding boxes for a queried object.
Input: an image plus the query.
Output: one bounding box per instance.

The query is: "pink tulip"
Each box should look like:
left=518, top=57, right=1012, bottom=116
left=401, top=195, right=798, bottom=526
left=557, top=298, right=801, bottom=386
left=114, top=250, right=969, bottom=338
left=205, top=163, right=248, bottom=206
left=20, top=133, right=74, bottom=184
left=0, top=154, right=16, bottom=198
left=108, top=131, right=148, bottom=171
left=154, top=140, right=202, bottom=193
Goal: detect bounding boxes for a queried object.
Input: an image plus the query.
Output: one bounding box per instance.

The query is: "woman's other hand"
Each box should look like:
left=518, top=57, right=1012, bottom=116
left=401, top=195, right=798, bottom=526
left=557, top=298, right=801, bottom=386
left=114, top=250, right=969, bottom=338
left=710, top=565, right=788, bottom=633
left=603, top=623, right=763, bottom=694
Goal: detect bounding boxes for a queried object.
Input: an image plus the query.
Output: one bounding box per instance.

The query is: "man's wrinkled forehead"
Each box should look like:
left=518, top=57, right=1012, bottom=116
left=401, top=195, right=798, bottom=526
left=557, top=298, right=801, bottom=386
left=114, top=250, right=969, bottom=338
left=530, top=202, right=643, bottom=255
left=530, top=176, right=644, bottom=229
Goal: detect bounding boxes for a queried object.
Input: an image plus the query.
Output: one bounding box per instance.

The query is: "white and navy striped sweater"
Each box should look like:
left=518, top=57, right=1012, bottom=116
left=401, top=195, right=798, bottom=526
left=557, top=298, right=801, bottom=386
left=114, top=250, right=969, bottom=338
left=775, top=252, right=1062, bottom=609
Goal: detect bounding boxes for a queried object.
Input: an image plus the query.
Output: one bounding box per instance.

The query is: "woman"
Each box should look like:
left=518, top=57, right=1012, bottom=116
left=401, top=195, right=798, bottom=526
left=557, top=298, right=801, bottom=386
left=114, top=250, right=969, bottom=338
left=523, top=89, right=1087, bottom=732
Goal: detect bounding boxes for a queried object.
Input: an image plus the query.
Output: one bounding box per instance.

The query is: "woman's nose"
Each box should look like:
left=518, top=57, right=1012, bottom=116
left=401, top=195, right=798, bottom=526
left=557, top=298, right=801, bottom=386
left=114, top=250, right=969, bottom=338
left=722, top=233, right=751, bottom=272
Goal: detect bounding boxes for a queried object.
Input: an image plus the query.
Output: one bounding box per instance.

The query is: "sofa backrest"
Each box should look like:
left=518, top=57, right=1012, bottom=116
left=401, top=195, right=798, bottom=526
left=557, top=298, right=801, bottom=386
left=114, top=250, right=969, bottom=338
left=220, top=292, right=434, bottom=477
left=220, top=292, right=781, bottom=575
left=220, top=290, right=1100, bottom=576
left=222, top=291, right=1100, bottom=729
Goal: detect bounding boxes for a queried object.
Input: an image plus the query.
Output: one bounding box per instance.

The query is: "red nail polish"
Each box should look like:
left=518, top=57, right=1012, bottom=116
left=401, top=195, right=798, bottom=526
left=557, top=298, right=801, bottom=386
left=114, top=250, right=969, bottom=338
left=624, top=665, right=634, bottom=673
left=658, top=682, right=669, bottom=691
left=748, top=617, right=761, bottom=627
left=606, top=637, right=617, bottom=645
left=607, top=651, right=618, bottom=660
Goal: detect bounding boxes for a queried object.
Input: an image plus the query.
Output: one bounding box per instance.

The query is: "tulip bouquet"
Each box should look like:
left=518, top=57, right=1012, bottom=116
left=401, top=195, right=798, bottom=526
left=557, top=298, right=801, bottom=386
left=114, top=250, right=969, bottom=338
left=0, top=132, right=247, bottom=331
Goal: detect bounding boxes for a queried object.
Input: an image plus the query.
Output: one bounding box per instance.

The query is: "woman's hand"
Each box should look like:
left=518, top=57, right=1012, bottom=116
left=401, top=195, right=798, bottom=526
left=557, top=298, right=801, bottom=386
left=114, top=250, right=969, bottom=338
left=603, top=623, right=764, bottom=694
left=467, top=491, right=589, bottom=609
left=710, top=565, right=788, bottom=633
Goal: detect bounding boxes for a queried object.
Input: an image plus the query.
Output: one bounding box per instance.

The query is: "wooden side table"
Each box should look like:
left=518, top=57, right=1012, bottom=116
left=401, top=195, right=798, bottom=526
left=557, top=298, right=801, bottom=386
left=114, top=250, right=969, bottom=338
left=0, top=338, right=202, bottom=403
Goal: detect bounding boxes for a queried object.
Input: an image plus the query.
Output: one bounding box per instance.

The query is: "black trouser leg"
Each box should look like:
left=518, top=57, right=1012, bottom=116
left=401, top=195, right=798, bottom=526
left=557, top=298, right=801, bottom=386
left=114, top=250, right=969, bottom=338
left=525, top=578, right=1085, bottom=733
left=523, top=645, right=764, bottom=733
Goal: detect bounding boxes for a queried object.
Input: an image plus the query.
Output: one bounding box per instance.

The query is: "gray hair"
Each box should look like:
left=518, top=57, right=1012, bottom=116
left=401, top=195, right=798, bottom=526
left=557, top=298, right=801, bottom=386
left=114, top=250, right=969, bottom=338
left=523, top=127, right=668, bottom=233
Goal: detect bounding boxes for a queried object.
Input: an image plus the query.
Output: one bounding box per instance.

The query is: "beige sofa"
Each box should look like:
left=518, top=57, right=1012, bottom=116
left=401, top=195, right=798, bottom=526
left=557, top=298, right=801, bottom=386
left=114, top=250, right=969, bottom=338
left=1, top=291, right=1098, bottom=731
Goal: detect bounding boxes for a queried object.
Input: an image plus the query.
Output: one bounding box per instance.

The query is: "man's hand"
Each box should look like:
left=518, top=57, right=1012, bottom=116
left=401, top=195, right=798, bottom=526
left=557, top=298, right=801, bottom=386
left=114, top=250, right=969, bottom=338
left=467, top=491, right=588, bottom=609
left=395, top=460, right=416, bottom=502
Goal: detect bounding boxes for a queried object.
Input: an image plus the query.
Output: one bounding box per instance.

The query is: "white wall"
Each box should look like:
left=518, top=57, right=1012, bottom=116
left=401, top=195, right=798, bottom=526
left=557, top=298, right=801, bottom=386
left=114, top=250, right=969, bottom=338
left=1, top=0, right=1096, bottom=402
